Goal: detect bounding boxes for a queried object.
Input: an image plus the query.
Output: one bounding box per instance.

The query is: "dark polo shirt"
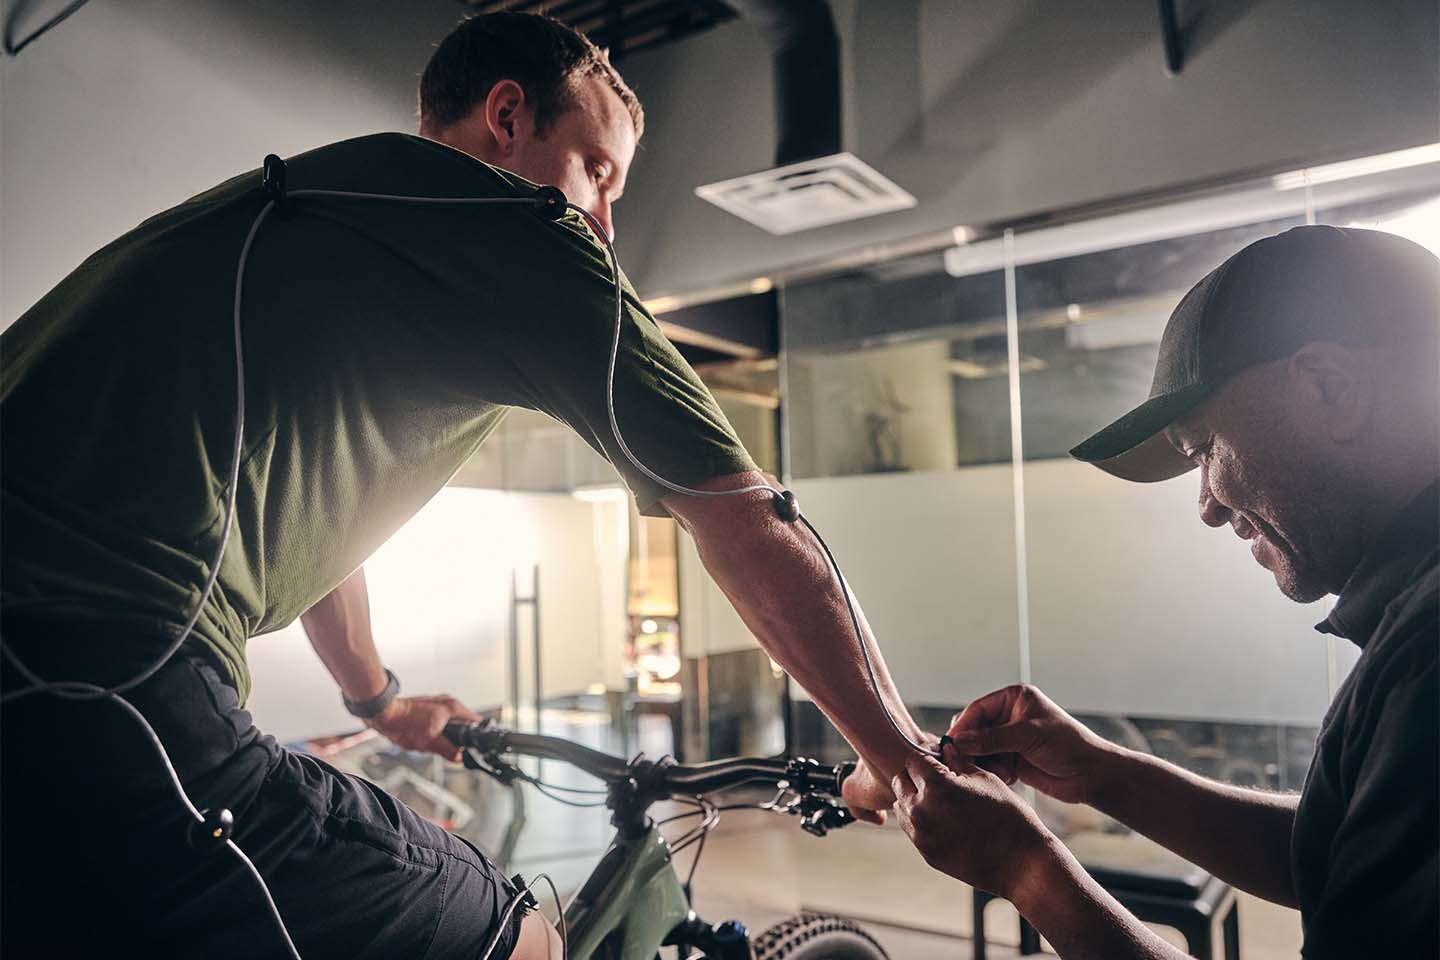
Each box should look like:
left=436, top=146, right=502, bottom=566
left=1294, top=481, right=1438, bottom=957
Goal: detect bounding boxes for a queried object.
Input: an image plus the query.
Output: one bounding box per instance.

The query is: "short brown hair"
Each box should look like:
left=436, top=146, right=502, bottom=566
left=419, top=12, right=644, bottom=139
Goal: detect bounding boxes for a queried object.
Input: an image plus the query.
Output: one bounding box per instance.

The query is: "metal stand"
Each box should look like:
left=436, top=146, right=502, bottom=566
left=509, top=566, right=542, bottom=770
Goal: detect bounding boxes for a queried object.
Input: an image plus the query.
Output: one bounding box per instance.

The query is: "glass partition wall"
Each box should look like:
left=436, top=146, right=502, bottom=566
left=781, top=155, right=1440, bottom=764
left=771, top=153, right=1438, bottom=929
left=780, top=256, right=1023, bottom=751
left=765, top=153, right=1440, bottom=949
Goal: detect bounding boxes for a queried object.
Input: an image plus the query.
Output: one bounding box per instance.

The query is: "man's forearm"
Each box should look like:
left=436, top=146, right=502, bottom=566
left=1091, top=746, right=1299, bottom=906
left=299, top=567, right=389, bottom=702
left=670, top=487, right=926, bottom=780
left=1014, top=840, right=1190, bottom=960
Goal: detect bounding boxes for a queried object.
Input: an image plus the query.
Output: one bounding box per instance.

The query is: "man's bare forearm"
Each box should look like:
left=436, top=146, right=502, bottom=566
left=1014, top=841, right=1191, bottom=960
left=298, top=566, right=389, bottom=702
left=1090, top=746, right=1299, bottom=906
left=666, top=482, right=926, bottom=780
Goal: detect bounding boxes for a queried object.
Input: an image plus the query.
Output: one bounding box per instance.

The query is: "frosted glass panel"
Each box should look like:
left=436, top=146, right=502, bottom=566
left=788, top=468, right=1022, bottom=707
left=779, top=257, right=1020, bottom=722
left=1008, top=217, right=1334, bottom=728
left=1022, top=459, right=1330, bottom=724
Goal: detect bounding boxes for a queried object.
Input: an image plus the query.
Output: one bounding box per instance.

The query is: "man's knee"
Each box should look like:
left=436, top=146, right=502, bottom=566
left=509, top=911, right=562, bottom=960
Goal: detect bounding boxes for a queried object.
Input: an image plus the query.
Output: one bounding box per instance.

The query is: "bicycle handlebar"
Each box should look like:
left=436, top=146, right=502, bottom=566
left=443, top=720, right=854, bottom=798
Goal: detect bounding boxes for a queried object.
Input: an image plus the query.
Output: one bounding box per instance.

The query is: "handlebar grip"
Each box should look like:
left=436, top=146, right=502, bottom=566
left=443, top=720, right=482, bottom=748
left=834, top=760, right=857, bottom=795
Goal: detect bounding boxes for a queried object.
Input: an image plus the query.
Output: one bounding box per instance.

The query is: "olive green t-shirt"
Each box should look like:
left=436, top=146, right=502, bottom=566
left=1, top=133, right=755, bottom=701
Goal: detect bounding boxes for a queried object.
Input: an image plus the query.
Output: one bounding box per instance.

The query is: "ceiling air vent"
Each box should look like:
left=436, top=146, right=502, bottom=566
left=695, top=152, right=917, bottom=236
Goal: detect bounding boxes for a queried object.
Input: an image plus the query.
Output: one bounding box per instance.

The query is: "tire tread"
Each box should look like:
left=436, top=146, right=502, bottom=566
left=751, top=912, right=889, bottom=960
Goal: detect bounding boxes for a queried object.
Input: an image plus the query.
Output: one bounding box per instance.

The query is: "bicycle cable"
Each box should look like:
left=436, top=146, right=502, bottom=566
left=527, top=782, right=609, bottom=808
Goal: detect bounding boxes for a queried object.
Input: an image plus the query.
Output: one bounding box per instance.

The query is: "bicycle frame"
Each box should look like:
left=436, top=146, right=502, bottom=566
left=443, top=721, right=854, bottom=959
left=561, top=822, right=690, bottom=959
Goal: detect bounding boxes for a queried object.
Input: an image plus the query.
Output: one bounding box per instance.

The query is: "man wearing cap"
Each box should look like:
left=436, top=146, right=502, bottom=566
left=890, top=226, right=1438, bottom=958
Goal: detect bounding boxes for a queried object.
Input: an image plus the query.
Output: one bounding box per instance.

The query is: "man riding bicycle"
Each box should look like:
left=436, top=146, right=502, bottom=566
left=1, top=12, right=922, bottom=958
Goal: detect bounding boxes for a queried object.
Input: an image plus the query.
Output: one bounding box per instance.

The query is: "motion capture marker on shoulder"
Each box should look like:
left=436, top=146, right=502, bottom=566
left=773, top=489, right=801, bottom=523
left=186, top=807, right=236, bottom=850
left=260, top=153, right=293, bottom=218
left=530, top=185, right=568, bottom=222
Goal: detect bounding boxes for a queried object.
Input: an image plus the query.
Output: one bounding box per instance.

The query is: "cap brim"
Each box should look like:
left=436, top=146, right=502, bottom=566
left=1069, top=383, right=1211, bottom=482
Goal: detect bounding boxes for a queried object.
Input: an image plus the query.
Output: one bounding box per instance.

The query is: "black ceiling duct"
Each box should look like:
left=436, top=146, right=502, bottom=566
left=723, top=0, right=841, bottom=166
left=699, top=0, right=915, bottom=235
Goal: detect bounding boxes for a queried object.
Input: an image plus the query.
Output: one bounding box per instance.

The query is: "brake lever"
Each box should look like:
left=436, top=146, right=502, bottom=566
left=804, top=806, right=855, bottom=837
left=460, top=747, right=520, bottom=786
left=783, top=793, right=856, bottom=837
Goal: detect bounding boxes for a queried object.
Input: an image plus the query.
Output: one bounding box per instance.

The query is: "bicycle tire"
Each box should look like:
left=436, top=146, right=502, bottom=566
left=751, top=913, right=890, bottom=960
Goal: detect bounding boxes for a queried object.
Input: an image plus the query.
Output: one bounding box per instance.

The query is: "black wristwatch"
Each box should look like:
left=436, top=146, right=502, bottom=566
left=343, top=668, right=400, bottom=719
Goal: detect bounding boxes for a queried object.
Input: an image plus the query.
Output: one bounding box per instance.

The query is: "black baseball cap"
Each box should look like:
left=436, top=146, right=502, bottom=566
left=1070, top=225, right=1440, bottom=482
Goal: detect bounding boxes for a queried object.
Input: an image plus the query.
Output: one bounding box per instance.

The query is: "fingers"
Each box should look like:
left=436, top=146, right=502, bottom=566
left=852, top=806, right=886, bottom=826
left=414, top=694, right=485, bottom=721
left=904, top=752, right=963, bottom=797
left=435, top=701, right=468, bottom=760
left=947, top=720, right=1035, bottom=760
left=890, top=766, right=918, bottom=802
left=891, top=756, right=968, bottom=869
left=399, top=695, right=478, bottom=761
left=947, top=685, right=1024, bottom=738
left=443, top=696, right=486, bottom=724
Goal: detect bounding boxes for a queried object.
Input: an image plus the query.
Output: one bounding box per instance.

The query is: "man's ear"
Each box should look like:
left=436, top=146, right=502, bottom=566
left=1289, top=342, right=1373, bottom=442
left=483, top=79, right=527, bottom=154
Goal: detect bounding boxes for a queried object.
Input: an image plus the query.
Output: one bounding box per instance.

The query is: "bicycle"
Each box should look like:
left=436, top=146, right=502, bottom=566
left=443, top=720, right=893, bottom=960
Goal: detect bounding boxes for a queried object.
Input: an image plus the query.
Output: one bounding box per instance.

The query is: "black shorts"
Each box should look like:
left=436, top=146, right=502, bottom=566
left=1, top=624, right=523, bottom=959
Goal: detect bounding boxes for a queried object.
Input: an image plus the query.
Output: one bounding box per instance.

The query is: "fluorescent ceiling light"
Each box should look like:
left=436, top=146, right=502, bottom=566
left=1273, top=142, right=1440, bottom=191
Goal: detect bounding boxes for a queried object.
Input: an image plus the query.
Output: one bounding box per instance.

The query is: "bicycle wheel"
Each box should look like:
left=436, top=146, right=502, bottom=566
left=751, top=913, right=890, bottom=960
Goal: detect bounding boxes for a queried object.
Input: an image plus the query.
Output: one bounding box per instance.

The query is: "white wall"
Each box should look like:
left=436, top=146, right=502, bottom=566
left=1, top=0, right=460, bottom=325
left=246, top=488, right=629, bottom=743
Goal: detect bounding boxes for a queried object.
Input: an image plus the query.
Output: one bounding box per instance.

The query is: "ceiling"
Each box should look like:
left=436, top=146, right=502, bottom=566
left=459, top=0, right=737, bottom=60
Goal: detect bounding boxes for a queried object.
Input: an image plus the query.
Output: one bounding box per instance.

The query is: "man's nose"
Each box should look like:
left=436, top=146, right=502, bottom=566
left=1198, top=464, right=1231, bottom=528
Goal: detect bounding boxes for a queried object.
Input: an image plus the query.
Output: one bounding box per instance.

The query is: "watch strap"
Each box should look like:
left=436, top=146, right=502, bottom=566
left=343, top=668, right=400, bottom=719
